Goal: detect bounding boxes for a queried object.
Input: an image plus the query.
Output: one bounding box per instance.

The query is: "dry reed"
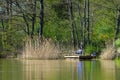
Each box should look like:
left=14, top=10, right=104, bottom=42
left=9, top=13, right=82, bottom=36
left=100, top=46, right=116, bottom=60
left=21, top=37, right=62, bottom=59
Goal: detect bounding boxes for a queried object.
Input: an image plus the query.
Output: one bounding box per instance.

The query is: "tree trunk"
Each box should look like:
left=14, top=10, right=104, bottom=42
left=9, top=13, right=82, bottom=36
left=39, top=0, right=44, bottom=38
left=16, top=1, right=30, bottom=35
left=115, top=9, right=120, bottom=40
left=77, top=0, right=84, bottom=48
left=31, top=0, right=37, bottom=38
left=68, top=0, right=76, bottom=49
left=83, top=0, right=87, bottom=48
left=87, top=0, right=90, bottom=44
left=1, top=19, right=5, bottom=31
left=10, top=0, right=12, bottom=16
left=6, top=0, right=10, bottom=15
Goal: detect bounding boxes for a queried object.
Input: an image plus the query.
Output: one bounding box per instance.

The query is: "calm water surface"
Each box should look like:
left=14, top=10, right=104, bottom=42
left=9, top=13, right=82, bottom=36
left=0, top=59, right=120, bottom=80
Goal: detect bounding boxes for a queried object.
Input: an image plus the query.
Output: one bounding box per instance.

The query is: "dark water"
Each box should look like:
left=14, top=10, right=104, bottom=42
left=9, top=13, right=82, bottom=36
left=0, top=59, right=120, bottom=80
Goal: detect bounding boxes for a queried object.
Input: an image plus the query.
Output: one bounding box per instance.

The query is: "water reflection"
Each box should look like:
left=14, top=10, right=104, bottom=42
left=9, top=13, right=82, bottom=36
left=116, top=60, right=120, bottom=80
left=21, top=60, right=78, bottom=80
left=0, top=59, right=23, bottom=80
left=77, top=60, right=118, bottom=80
left=100, top=60, right=116, bottom=80
left=0, top=59, right=120, bottom=80
left=78, top=61, right=94, bottom=80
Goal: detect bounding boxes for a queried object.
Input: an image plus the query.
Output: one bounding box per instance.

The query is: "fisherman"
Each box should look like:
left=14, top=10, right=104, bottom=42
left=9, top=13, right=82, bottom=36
left=91, top=52, right=96, bottom=56
left=75, top=48, right=83, bottom=55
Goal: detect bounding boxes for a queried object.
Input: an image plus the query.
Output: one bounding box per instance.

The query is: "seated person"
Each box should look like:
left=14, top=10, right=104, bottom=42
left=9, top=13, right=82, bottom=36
left=91, top=52, right=96, bottom=56
left=75, top=48, right=83, bottom=55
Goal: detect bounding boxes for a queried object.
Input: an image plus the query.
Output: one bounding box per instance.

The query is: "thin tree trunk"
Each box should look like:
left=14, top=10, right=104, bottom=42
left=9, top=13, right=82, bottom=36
left=15, top=1, right=30, bottom=35
left=77, top=0, right=84, bottom=48
left=68, top=0, right=76, bottom=49
left=39, top=0, right=44, bottom=38
left=5, top=0, right=10, bottom=31
left=72, top=2, right=79, bottom=48
left=74, top=21, right=79, bottom=48
left=31, top=0, right=37, bottom=38
left=6, top=0, right=10, bottom=15
left=87, top=0, right=90, bottom=44
left=115, top=9, right=120, bottom=39
left=1, top=19, right=5, bottom=31
left=83, top=0, right=87, bottom=48
left=9, top=0, right=12, bottom=16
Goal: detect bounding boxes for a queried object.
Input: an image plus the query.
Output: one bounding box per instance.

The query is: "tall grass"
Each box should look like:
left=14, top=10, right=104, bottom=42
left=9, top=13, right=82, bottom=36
left=21, top=37, right=62, bottom=59
left=100, top=45, right=116, bottom=60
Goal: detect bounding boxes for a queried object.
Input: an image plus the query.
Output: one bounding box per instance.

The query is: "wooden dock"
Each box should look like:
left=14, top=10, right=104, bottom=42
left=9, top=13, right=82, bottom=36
left=64, top=55, right=79, bottom=59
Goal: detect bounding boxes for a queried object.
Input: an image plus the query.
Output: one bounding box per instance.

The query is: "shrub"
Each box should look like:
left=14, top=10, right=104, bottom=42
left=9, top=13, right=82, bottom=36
left=115, top=38, right=120, bottom=48
left=84, top=45, right=96, bottom=55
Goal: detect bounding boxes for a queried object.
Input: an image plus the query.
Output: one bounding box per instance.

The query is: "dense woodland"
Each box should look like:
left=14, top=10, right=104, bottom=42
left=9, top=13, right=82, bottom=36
left=0, top=0, right=120, bottom=58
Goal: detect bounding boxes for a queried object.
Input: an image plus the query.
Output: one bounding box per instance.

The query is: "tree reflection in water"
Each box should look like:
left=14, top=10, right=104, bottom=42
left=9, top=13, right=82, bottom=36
left=0, top=59, right=119, bottom=80
left=77, top=60, right=117, bottom=80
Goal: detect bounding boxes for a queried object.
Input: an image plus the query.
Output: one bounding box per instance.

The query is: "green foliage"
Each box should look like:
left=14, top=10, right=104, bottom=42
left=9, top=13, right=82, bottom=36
left=115, top=39, right=120, bottom=48
left=0, top=0, right=120, bottom=58
left=1, top=31, right=25, bottom=53
left=84, top=44, right=96, bottom=55
left=115, top=59, right=120, bottom=68
left=0, top=18, right=26, bottom=57
left=51, top=2, right=69, bottom=19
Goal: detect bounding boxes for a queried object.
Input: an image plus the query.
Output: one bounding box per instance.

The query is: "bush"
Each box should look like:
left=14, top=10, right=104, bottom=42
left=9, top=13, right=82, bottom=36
left=115, top=38, right=120, bottom=48
left=84, top=45, right=96, bottom=55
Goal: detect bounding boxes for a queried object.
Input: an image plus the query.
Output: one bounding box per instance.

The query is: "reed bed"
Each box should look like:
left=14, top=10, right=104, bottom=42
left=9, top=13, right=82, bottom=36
left=100, top=46, right=116, bottom=60
left=21, top=37, right=62, bottom=59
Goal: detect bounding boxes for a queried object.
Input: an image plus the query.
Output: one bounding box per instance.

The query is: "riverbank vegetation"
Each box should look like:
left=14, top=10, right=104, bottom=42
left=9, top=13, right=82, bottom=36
left=0, top=0, right=120, bottom=59
left=21, top=37, right=62, bottom=59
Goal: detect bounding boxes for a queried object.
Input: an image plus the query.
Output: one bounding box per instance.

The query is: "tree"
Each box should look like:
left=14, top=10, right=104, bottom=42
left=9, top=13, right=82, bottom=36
left=115, top=9, right=120, bottom=39
left=68, top=0, right=77, bottom=48
left=31, top=0, right=37, bottom=38
left=15, top=0, right=30, bottom=35
left=39, top=0, right=44, bottom=38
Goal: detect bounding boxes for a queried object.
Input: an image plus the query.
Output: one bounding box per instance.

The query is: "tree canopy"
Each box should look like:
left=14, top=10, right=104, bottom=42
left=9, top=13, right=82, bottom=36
left=0, top=0, right=120, bottom=57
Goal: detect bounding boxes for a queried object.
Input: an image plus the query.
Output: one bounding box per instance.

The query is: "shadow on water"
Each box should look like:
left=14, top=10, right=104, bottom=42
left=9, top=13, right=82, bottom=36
left=0, top=59, right=120, bottom=80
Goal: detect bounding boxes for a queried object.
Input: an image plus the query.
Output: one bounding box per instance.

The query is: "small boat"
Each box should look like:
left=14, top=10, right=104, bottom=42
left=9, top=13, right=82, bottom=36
left=79, top=55, right=96, bottom=60
left=64, top=55, right=96, bottom=60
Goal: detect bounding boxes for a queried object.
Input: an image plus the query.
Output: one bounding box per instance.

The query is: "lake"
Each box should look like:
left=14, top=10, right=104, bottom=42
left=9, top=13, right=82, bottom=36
left=0, top=59, right=120, bottom=80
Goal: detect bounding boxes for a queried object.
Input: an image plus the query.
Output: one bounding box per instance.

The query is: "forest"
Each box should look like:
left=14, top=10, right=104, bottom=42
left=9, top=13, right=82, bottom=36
left=0, top=0, right=120, bottom=59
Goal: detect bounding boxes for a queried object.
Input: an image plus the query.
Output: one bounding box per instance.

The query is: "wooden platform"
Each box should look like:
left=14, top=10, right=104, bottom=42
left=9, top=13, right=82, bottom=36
left=64, top=55, right=79, bottom=59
